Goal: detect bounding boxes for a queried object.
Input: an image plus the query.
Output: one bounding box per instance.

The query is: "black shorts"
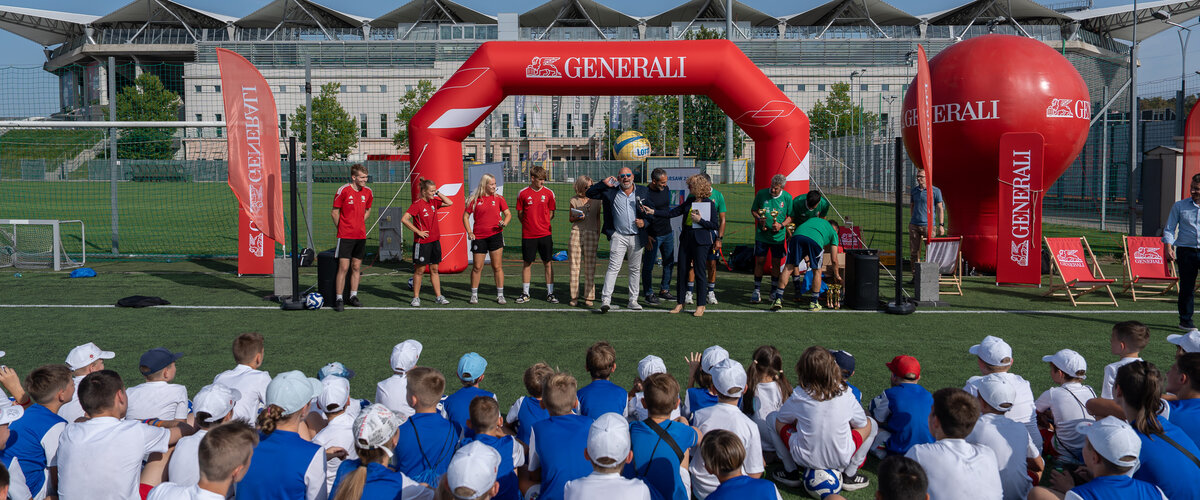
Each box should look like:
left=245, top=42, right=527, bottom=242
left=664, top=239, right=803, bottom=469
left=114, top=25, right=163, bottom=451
left=335, top=238, right=366, bottom=260
left=522, top=236, right=553, bottom=263
left=754, top=241, right=785, bottom=259
left=413, top=240, right=443, bottom=266
left=471, top=233, right=505, bottom=254
left=787, top=235, right=823, bottom=268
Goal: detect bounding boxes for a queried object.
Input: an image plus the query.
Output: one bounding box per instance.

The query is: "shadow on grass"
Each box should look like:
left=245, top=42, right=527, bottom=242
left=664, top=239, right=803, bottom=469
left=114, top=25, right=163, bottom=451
left=151, top=270, right=271, bottom=299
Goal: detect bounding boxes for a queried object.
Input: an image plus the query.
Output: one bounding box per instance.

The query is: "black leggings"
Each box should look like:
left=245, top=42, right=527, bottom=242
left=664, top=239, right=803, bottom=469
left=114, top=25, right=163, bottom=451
left=677, top=237, right=711, bottom=306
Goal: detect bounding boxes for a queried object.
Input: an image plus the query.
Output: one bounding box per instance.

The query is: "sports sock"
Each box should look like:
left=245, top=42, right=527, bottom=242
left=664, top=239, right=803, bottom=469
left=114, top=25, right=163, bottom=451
left=497, top=287, right=504, bottom=296
left=754, top=278, right=762, bottom=290
left=546, top=283, right=555, bottom=295
left=523, top=283, right=530, bottom=295
left=336, top=294, right=343, bottom=301
left=687, top=282, right=695, bottom=292
left=774, top=288, right=786, bottom=300
left=471, top=288, right=478, bottom=295
left=707, top=282, right=715, bottom=292
left=349, top=290, right=357, bottom=298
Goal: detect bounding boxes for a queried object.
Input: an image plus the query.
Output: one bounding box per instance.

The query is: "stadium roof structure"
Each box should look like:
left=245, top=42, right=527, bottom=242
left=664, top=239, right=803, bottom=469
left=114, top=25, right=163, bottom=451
left=92, top=0, right=236, bottom=29
left=519, top=0, right=639, bottom=39
left=0, top=5, right=97, bottom=46
left=237, top=0, right=368, bottom=30
left=922, top=0, right=1073, bottom=25
left=373, top=0, right=496, bottom=29
left=1070, top=0, right=1200, bottom=42
left=784, top=0, right=921, bottom=32
left=644, top=0, right=780, bottom=28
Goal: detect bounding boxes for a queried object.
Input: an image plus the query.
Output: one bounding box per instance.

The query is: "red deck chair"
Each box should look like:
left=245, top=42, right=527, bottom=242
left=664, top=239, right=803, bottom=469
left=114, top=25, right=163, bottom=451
left=1121, top=236, right=1178, bottom=301
left=1043, top=236, right=1117, bottom=307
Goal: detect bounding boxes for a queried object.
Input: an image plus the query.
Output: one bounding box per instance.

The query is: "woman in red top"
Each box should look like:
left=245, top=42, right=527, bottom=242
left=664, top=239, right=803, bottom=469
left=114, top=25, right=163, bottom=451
left=401, top=178, right=453, bottom=307
left=463, top=173, right=512, bottom=305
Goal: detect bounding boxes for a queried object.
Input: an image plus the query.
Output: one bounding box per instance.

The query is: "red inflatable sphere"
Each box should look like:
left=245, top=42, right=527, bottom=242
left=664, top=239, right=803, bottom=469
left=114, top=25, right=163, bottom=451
left=901, top=35, right=1090, bottom=271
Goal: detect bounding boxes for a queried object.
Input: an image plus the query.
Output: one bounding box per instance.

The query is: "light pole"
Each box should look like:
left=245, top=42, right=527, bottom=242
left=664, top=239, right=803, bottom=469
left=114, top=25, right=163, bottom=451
left=1152, top=9, right=1192, bottom=136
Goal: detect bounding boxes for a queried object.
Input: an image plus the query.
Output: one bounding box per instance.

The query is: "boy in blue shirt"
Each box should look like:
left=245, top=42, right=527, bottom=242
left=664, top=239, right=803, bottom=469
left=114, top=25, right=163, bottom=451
left=1, top=364, right=72, bottom=500
left=444, top=352, right=494, bottom=437
left=504, top=362, right=553, bottom=446
left=577, top=341, right=627, bottom=418
left=528, top=372, right=593, bottom=500
left=394, top=367, right=458, bottom=487
left=1167, top=353, right=1200, bottom=444
left=462, top=397, right=523, bottom=500
left=870, top=355, right=935, bottom=456
left=627, top=372, right=699, bottom=500
left=1027, top=417, right=1166, bottom=500
left=702, top=429, right=781, bottom=500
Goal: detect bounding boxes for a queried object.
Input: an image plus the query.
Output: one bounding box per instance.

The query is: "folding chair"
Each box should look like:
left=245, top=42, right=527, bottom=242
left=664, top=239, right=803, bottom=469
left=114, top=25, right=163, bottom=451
left=926, top=237, right=963, bottom=296
left=1121, top=236, right=1178, bottom=301
left=1043, top=236, right=1118, bottom=307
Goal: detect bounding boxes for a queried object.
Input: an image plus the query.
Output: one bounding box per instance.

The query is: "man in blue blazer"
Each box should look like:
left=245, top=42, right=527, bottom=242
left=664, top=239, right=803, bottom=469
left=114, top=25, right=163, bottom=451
left=586, top=167, right=651, bottom=313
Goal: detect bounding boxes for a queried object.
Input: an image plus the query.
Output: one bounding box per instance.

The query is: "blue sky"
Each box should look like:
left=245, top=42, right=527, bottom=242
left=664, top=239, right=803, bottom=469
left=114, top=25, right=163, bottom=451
left=0, top=0, right=1189, bottom=83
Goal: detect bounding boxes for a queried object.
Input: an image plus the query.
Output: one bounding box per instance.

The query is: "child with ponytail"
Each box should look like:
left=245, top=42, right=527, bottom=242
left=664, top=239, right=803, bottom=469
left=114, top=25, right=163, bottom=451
left=1113, top=360, right=1200, bottom=499
left=402, top=177, right=453, bottom=307
left=742, top=346, right=791, bottom=460
left=329, top=404, right=434, bottom=500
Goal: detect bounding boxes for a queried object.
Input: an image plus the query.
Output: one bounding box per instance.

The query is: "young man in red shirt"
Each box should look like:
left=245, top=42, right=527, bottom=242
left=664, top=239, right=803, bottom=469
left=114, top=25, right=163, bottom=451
left=517, top=165, right=558, bottom=304
left=401, top=178, right=453, bottom=307
left=331, top=164, right=373, bottom=312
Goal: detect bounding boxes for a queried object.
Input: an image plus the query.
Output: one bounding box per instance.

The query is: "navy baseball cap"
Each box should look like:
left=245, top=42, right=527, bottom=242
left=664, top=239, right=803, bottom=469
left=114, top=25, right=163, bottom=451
left=139, top=348, right=184, bottom=376
left=831, top=349, right=856, bottom=375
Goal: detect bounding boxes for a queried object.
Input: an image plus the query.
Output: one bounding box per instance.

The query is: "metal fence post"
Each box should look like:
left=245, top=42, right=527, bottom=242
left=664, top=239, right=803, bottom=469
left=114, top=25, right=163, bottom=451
left=305, top=55, right=315, bottom=250
left=1100, top=86, right=1109, bottom=231
left=108, top=56, right=119, bottom=255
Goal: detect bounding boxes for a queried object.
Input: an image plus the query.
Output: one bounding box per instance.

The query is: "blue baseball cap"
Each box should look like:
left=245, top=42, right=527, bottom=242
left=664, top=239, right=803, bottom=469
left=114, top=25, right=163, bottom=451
left=457, top=352, right=487, bottom=383
left=318, top=361, right=355, bottom=380
left=831, top=349, right=856, bottom=375
left=139, top=348, right=184, bottom=376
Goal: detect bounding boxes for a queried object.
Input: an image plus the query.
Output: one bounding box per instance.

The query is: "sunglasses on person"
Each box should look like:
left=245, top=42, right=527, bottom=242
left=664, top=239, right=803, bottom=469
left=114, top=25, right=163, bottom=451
left=619, top=173, right=633, bottom=178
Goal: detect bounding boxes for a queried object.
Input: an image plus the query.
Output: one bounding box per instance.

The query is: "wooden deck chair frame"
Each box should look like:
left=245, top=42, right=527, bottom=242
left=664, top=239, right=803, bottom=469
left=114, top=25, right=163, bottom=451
left=1121, top=236, right=1179, bottom=301
left=1043, top=236, right=1118, bottom=307
left=926, top=237, right=963, bottom=296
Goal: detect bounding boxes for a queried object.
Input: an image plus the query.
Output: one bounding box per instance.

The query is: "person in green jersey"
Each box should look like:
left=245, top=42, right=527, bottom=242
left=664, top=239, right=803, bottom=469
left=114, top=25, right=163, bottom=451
left=749, top=175, right=792, bottom=304
left=772, top=218, right=842, bottom=311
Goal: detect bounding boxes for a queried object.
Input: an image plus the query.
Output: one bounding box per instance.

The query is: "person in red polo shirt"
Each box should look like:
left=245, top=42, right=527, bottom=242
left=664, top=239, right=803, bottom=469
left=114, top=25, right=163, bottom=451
left=464, top=173, right=512, bottom=305
left=401, top=178, right=453, bottom=307
left=517, top=165, right=558, bottom=304
left=330, top=164, right=373, bottom=312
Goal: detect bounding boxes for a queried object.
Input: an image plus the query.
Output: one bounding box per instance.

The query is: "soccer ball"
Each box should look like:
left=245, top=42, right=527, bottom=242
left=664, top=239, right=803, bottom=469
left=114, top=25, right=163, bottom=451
left=305, top=293, right=324, bottom=310
left=803, top=468, right=842, bottom=498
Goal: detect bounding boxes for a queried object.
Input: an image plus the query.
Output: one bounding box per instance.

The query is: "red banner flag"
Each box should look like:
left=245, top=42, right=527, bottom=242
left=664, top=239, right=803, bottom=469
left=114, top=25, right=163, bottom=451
left=217, top=48, right=285, bottom=274
left=1184, top=99, right=1200, bottom=198
left=238, top=209, right=274, bottom=274
left=916, top=45, right=935, bottom=240
left=996, top=132, right=1044, bottom=286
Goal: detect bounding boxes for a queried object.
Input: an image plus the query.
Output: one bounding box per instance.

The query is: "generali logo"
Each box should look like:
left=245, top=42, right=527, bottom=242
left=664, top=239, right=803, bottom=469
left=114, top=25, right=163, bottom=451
left=526, top=57, right=561, bottom=78
left=1133, top=246, right=1164, bottom=265
left=248, top=233, right=264, bottom=257
left=1011, top=240, right=1029, bottom=267
left=1046, top=99, right=1091, bottom=120
left=1057, top=249, right=1085, bottom=267
left=525, top=56, right=687, bottom=80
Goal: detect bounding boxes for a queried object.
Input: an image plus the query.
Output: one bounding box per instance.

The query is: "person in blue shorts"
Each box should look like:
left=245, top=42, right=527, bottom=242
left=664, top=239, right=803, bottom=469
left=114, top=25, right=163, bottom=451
left=578, top=341, right=627, bottom=418
left=1027, top=417, right=1167, bottom=500
left=528, top=372, right=593, bottom=500
left=702, top=429, right=781, bottom=500
left=772, top=218, right=841, bottom=311
left=444, top=352, right=494, bottom=438
left=626, top=373, right=699, bottom=500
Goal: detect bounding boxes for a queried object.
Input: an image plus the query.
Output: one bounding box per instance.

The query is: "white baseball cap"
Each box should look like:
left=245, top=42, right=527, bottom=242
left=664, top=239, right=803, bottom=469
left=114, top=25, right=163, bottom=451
left=353, top=404, right=402, bottom=457
left=1042, top=349, right=1088, bottom=379
left=390, top=340, right=423, bottom=373
left=711, top=359, right=747, bottom=398
left=701, top=346, right=729, bottom=374
left=265, top=370, right=322, bottom=415
left=975, top=373, right=1016, bottom=412
left=318, top=376, right=351, bottom=413
left=1168, top=329, right=1200, bottom=354
left=1077, top=416, right=1141, bottom=468
left=65, top=342, right=115, bottom=371
left=637, top=355, right=667, bottom=381
left=193, top=383, right=241, bottom=423
left=446, top=440, right=501, bottom=499
left=0, top=351, right=5, bottom=358
left=969, top=336, right=1013, bottom=367
left=587, top=412, right=631, bottom=467
left=0, top=399, right=23, bottom=426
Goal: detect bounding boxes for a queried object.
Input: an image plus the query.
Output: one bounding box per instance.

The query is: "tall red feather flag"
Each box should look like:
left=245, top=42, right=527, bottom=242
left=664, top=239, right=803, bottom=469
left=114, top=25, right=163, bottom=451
left=217, top=48, right=285, bottom=248
left=916, top=45, right=935, bottom=239
left=1184, top=99, right=1200, bottom=199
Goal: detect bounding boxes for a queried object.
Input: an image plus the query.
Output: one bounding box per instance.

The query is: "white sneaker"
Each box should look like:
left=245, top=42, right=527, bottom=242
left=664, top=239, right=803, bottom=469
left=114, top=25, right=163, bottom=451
left=497, top=295, right=506, bottom=305
left=627, top=300, right=643, bottom=311
left=684, top=291, right=694, bottom=304
left=750, top=289, right=761, bottom=303
left=435, top=295, right=450, bottom=305
left=469, top=295, right=478, bottom=304
left=707, top=291, right=719, bottom=305
left=410, top=297, right=420, bottom=307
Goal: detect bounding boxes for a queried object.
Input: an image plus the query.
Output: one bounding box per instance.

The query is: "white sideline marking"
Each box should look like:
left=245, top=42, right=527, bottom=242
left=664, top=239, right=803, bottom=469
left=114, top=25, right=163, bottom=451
left=0, top=304, right=1179, bottom=315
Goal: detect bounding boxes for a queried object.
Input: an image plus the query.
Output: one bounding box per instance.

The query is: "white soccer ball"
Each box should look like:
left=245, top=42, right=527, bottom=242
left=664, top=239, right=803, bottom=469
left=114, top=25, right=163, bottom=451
left=803, top=468, right=843, bottom=498
left=305, top=293, right=324, bottom=310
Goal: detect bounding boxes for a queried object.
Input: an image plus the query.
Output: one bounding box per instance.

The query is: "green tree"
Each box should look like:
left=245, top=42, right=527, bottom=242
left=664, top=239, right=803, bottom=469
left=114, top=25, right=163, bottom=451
left=392, top=80, right=437, bottom=151
left=116, top=73, right=181, bottom=159
left=290, top=82, right=358, bottom=161
left=809, top=82, right=877, bottom=139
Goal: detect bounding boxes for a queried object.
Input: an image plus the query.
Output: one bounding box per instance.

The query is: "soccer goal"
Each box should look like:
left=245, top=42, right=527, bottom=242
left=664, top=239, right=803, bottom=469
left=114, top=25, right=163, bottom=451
left=0, top=219, right=86, bottom=271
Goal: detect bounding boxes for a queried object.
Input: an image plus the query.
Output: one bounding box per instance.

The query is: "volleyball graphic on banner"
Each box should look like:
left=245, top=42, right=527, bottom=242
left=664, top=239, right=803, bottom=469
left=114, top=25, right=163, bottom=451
left=613, top=131, right=652, bottom=160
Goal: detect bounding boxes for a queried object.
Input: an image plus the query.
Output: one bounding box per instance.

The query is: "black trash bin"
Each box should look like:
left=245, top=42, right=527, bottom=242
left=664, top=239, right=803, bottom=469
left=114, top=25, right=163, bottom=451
left=844, top=249, right=879, bottom=310
left=317, top=250, right=352, bottom=301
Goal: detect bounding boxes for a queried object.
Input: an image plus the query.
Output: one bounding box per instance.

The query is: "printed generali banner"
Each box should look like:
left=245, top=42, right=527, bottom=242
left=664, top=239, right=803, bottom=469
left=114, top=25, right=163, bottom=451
left=217, top=48, right=285, bottom=275
left=916, top=45, right=936, bottom=240
left=1184, top=99, right=1200, bottom=199
left=996, top=132, right=1044, bottom=286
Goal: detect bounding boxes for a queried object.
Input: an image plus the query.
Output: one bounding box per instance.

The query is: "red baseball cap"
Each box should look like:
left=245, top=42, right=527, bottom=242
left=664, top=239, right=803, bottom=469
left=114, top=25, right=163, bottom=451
left=886, top=355, right=921, bottom=379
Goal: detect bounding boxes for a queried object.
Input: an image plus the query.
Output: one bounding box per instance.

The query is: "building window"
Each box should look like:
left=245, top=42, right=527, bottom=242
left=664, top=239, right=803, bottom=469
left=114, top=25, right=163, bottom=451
left=581, top=114, right=589, bottom=138
left=632, top=113, right=640, bottom=130
left=280, top=114, right=287, bottom=138
left=881, top=84, right=890, bottom=91
left=380, top=114, right=387, bottom=138
left=214, top=85, right=221, bottom=92
left=341, top=85, right=347, bottom=93
left=406, top=85, right=415, bottom=92
left=520, top=114, right=527, bottom=138
left=566, top=114, right=574, bottom=137
left=194, top=85, right=202, bottom=93
left=777, top=84, right=785, bottom=91
left=278, top=85, right=285, bottom=93
left=215, top=114, right=222, bottom=137
left=502, top=114, right=510, bottom=138
left=360, top=114, right=368, bottom=138
left=552, top=113, right=560, bottom=138
left=818, top=84, right=826, bottom=91
left=379, top=85, right=387, bottom=93
left=798, top=84, right=806, bottom=92
left=860, top=84, right=868, bottom=91
left=195, top=113, right=202, bottom=122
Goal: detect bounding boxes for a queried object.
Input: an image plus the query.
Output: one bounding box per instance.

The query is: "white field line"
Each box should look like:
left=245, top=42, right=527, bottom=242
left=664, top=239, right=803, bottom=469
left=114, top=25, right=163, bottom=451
left=0, top=304, right=1179, bottom=315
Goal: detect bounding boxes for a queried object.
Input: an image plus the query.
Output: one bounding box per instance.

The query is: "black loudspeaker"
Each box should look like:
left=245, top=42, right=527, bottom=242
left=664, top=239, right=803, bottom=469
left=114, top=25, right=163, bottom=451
left=317, top=250, right=352, bottom=300
left=845, top=249, right=879, bottom=310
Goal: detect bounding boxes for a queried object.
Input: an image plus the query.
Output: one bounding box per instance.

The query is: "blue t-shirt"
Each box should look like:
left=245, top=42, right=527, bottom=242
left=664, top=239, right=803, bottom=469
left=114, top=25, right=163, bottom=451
left=1, top=404, right=65, bottom=497
left=1132, top=420, right=1200, bottom=499
left=578, top=379, right=628, bottom=418
left=684, top=388, right=718, bottom=419
left=444, top=386, right=495, bottom=436
left=870, top=383, right=935, bottom=455
left=513, top=396, right=550, bottom=446
left=462, top=434, right=520, bottom=500
left=1068, top=474, right=1164, bottom=500
left=626, top=419, right=698, bottom=500
left=1169, top=398, right=1200, bottom=446
left=531, top=414, right=594, bottom=500
left=237, top=430, right=322, bottom=500
left=707, top=475, right=778, bottom=500
left=394, top=413, right=458, bottom=487
left=847, top=382, right=862, bottom=402
left=329, top=460, right=409, bottom=500
left=909, top=184, right=944, bottom=226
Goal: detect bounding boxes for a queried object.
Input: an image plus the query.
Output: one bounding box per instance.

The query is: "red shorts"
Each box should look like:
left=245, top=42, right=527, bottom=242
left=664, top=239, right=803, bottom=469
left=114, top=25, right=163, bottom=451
left=779, top=424, right=868, bottom=467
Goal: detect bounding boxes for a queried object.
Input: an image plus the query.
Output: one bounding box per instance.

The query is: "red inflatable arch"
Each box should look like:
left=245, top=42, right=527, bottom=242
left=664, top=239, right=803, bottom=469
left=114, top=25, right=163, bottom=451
left=409, top=39, right=810, bottom=273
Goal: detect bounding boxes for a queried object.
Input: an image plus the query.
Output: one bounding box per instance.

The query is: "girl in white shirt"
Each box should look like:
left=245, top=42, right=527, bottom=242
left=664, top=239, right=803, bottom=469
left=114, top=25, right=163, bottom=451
left=743, top=345, right=791, bottom=459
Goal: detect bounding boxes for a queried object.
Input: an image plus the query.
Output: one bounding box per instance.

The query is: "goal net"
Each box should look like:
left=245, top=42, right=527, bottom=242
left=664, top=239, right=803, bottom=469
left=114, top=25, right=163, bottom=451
left=0, top=219, right=86, bottom=270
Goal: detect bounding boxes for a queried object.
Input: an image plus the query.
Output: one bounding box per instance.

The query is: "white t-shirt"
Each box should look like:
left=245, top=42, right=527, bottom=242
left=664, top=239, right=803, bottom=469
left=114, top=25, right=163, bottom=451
left=126, top=381, right=190, bottom=421
left=212, top=365, right=270, bottom=426
left=167, top=429, right=206, bottom=485
left=624, top=393, right=681, bottom=422
left=751, top=382, right=784, bottom=422
left=57, top=375, right=86, bottom=423
left=147, top=482, right=225, bottom=500
left=1102, top=357, right=1141, bottom=399
left=689, top=403, right=764, bottom=499
left=7, top=456, right=31, bottom=500
left=564, top=472, right=654, bottom=500
left=375, top=374, right=415, bottom=418
left=775, top=386, right=867, bottom=470
left=1034, top=383, right=1096, bottom=460
left=311, top=411, right=360, bottom=491
left=905, top=438, right=1002, bottom=500
left=56, top=416, right=171, bottom=500
left=967, top=413, right=1039, bottom=500
left=965, top=373, right=1041, bottom=449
